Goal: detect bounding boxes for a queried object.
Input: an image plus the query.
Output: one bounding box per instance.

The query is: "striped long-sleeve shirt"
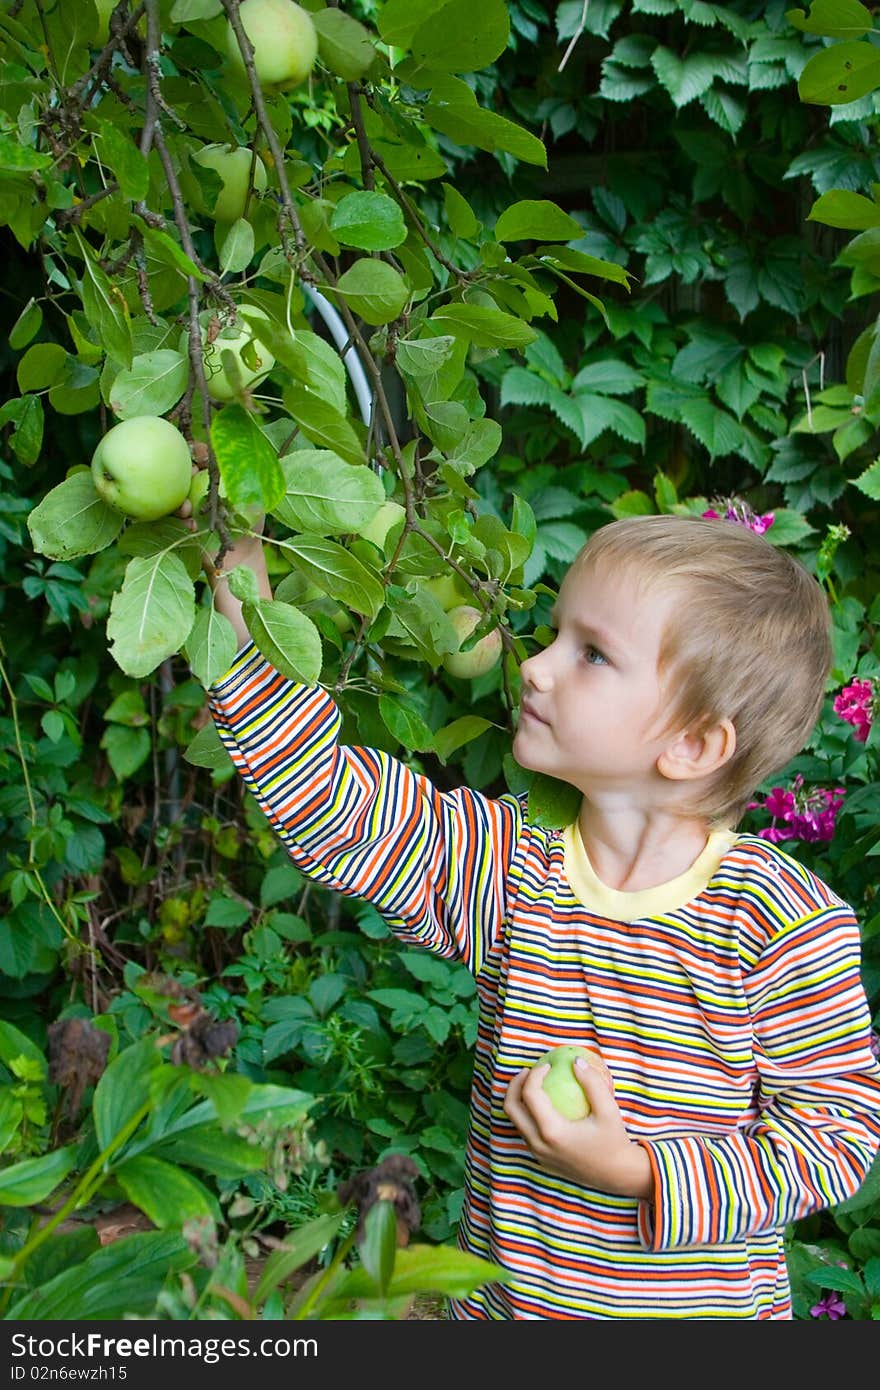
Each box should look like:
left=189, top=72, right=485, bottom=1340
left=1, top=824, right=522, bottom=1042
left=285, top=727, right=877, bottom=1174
left=209, top=644, right=880, bottom=1320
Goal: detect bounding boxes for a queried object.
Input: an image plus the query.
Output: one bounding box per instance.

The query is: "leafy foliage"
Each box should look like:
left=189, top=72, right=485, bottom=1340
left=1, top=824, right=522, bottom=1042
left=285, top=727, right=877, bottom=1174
left=1, top=0, right=879, bottom=1319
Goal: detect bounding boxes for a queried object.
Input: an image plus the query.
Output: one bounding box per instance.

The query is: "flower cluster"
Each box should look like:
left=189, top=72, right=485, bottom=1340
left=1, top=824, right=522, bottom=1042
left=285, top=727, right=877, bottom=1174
left=702, top=497, right=775, bottom=535
left=749, top=775, right=845, bottom=844
left=833, top=677, right=878, bottom=744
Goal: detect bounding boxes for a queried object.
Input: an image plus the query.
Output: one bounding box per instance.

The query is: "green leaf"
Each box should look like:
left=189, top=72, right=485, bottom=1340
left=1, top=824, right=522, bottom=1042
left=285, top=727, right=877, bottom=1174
left=114, top=1154, right=220, bottom=1228
left=7, top=1230, right=195, bottom=1320
left=284, top=533, right=385, bottom=617
left=330, top=191, right=407, bottom=251
left=495, top=199, right=583, bottom=243
left=379, top=694, right=435, bottom=752
left=17, top=342, right=68, bottom=393
left=183, top=721, right=235, bottom=770
left=359, top=1199, right=398, bottom=1296
left=106, top=553, right=197, bottom=678
left=92, top=1038, right=161, bottom=1153
left=334, top=258, right=410, bottom=326
left=273, top=451, right=386, bottom=535
left=650, top=47, right=719, bottom=107
left=798, top=40, right=880, bottom=104
left=312, top=7, right=377, bottom=80
left=407, top=0, right=509, bottom=73
left=431, top=303, right=538, bottom=350
left=431, top=715, right=493, bottom=762
left=535, top=245, right=631, bottom=288
left=807, top=188, right=880, bottom=229
left=253, top=1212, right=346, bottom=1304
left=100, top=724, right=151, bottom=780
left=336, top=1242, right=510, bottom=1299
left=8, top=297, right=43, bottom=350
left=97, top=123, right=150, bottom=201
left=0, top=1146, right=77, bottom=1207
left=786, top=1, right=873, bottom=39
left=425, top=80, right=546, bottom=167
left=108, top=350, right=189, bottom=418
left=184, top=605, right=239, bottom=689
left=75, top=231, right=132, bottom=367
left=0, top=393, right=44, bottom=466
left=442, top=183, right=480, bottom=238
left=27, top=473, right=125, bottom=562
left=217, top=217, right=255, bottom=276
left=527, top=772, right=581, bottom=828
left=243, top=599, right=323, bottom=685
left=851, top=457, right=880, bottom=499
left=281, top=385, right=366, bottom=465
left=804, top=1265, right=865, bottom=1296
left=210, top=403, right=285, bottom=512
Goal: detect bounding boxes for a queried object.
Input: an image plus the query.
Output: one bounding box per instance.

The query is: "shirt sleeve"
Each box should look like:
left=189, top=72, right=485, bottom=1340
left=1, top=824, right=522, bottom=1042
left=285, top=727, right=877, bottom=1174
left=636, top=904, right=880, bottom=1251
left=208, top=643, right=523, bottom=975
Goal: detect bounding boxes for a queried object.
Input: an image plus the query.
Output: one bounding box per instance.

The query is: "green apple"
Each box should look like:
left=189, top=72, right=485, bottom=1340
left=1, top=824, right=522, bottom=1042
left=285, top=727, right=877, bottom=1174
left=91, top=416, right=192, bottom=521
left=226, top=0, right=318, bottom=90
left=192, top=143, right=267, bottom=224
left=441, top=604, right=502, bottom=680
left=424, top=572, right=469, bottom=612
left=533, top=1045, right=609, bottom=1121
left=362, top=499, right=406, bottom=551
left=180, top=306, right=275, bottom=402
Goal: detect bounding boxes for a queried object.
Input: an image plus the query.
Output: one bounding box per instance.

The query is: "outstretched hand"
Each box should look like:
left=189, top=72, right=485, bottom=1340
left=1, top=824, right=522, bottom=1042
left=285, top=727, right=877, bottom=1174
left=503, top=1057, right=653, bottom=1199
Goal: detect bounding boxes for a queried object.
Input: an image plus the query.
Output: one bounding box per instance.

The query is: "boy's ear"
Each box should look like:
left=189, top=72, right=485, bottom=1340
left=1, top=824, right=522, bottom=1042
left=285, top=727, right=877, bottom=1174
left=657, top=718, right=736, bottom=783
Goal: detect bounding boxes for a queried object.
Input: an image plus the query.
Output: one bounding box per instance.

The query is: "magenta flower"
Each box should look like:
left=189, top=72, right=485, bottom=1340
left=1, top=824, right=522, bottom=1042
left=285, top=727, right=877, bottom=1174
left=833, top=677, right=877, bottom=744
left=809, top=1291, right=847, bottom=1320
left=702, top=497, right=775, bottom=535
left=751, top=775, right=845, bottom=844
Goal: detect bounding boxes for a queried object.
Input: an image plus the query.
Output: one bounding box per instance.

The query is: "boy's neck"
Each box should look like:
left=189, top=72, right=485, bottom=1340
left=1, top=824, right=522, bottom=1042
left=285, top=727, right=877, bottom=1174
left=575, top=800, right=721, bottom=893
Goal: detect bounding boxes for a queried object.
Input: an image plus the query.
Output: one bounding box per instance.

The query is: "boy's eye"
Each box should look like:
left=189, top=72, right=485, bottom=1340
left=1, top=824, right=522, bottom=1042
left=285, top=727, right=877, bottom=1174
left=584, top=645, right=607, bottom=666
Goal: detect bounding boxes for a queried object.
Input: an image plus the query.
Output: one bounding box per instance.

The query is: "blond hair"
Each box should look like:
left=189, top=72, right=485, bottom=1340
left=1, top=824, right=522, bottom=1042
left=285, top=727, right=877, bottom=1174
left=575, top=514, right=833, bottom=827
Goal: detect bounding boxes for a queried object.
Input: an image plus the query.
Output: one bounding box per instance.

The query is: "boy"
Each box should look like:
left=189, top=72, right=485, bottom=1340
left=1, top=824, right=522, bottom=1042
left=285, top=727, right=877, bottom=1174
left=205, top=513, right=880, bottom=1319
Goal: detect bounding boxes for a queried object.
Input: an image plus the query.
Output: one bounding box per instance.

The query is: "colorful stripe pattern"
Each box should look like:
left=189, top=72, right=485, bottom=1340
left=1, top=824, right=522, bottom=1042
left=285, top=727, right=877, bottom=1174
left=210, top=646, right=880, bottom=1320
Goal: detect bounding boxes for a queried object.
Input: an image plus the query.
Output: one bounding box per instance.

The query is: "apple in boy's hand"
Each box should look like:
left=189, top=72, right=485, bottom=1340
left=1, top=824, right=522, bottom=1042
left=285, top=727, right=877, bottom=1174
left=533, top=1045, right=612, bottom=1121
left=91, top=416, right=193, bottom=521
left=226, top=0, right=318, bottom=90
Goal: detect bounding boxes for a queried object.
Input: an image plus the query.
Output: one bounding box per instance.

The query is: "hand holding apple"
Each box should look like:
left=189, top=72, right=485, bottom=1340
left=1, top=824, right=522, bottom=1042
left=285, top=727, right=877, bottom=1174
left=533, top=1044, right=612, bottom=1120
left=503, top=1046, right=651, bottom=1197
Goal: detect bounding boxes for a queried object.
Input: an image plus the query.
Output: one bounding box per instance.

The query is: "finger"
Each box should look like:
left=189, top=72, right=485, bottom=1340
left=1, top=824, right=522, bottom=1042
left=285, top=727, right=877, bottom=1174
left=573, top=1058, right=618, bottom=1117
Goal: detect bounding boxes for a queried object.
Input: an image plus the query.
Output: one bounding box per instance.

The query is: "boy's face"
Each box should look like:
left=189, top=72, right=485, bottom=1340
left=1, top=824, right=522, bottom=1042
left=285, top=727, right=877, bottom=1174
left=513, top=559, right=680, bottom=799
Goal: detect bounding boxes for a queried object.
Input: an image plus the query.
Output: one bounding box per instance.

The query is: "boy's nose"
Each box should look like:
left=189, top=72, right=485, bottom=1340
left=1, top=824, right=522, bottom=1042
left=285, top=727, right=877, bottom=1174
left=519, top=648, right=551, bottom=691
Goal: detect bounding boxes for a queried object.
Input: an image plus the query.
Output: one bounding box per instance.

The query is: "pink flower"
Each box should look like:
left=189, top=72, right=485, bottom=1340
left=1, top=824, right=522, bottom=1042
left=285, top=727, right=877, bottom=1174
left=752, top=775, right=845, bottom=844
left=702, top=497, right=775, bottom=535
left=833, top=678, right=877, bottom=743
left=809, top=1290, right=847, bottom=1320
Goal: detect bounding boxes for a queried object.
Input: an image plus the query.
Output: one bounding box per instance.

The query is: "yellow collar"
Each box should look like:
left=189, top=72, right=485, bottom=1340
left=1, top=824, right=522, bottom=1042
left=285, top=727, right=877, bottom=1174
left=562, top=823, right=740, bottom=923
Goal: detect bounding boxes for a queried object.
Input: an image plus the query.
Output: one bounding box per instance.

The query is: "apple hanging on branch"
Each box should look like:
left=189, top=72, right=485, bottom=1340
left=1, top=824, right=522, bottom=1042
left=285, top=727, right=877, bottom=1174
left=90, top=415, right=193, bottom=521
left=226, top=0, right=318, bottom=91
left=441, top=604, right=503, bottom=680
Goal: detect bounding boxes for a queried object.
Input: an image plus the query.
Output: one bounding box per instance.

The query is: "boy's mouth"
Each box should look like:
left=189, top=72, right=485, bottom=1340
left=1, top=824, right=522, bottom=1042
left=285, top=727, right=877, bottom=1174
left=520, top=699, right=549, bottom=726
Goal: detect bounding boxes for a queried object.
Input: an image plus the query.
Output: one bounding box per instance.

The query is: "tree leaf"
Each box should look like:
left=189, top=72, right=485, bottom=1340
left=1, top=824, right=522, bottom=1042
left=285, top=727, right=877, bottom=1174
left=431, top=303, right=538, bottom=349
left=808, top=188, right=880, bottom=229
left=242, top=599, right=323, bottom=685
left=108, top=350, right=189, bottom=418
left=334, top=258, right=410, bottom=325
left=312, top=7, right=377, bottom=80
left=798, top=40, right=880, bottom=105
left=107, top=552, right=197, bottom=677
left=378, top=694, right=435, bottom=752
left=210, top=403, right=285, bottom=511
left=282, top=533, right=385, bottom=618
left=495, top=199, right=583, bottom=243
left=27, top=473, right=125, bottom=561
left=408, top=0, right=509, bottom=74
left=184, top=605, right=239, bottom=688
left=217, top=216, right=255, bottom=276
left=76, top=231, right=132, bottom=367
left=273, top=451, right=385, bottom=533
left=330, top=191, right=407, bottom=251
left=92, top=1037, right=161, bottom=1152
left=786, top=1, right=873, bottom=40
